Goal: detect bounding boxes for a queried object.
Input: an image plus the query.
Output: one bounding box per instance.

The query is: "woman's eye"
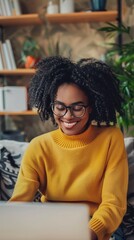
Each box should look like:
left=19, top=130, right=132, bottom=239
left=56, top=105, right=65, bottom=111
left=73, top=105, right=83, bottom=111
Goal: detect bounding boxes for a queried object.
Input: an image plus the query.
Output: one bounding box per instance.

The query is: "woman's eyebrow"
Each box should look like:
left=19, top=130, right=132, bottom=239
left=54, top=100, right=85, bottom=105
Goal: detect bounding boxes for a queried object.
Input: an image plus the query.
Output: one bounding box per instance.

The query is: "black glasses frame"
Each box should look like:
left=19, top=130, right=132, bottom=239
left=51, top=102, right=89, bottom=118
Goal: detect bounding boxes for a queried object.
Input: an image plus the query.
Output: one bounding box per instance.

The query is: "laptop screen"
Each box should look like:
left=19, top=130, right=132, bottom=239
left=0, top=202, right=90, bottom=240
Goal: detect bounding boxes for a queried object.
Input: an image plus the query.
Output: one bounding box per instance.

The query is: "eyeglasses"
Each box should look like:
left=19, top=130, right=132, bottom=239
left=51, top=101, right=89, bottom=118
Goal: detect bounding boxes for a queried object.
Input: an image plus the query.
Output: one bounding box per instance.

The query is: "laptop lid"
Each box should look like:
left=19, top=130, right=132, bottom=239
left=0, top=202, right=90, bottom=240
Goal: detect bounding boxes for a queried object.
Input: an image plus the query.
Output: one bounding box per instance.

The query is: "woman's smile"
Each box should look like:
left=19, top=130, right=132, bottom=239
left=61, top=121, right=78, bottom=129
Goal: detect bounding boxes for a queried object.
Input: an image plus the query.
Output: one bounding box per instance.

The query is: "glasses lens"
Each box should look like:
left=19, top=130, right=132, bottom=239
left=51, top=103, right=66, bottom=116
left=71, top=105, right=85, bottom=117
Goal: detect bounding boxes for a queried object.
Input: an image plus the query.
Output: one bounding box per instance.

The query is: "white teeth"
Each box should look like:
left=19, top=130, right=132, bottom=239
left=63, top=122, right=77, bottom=129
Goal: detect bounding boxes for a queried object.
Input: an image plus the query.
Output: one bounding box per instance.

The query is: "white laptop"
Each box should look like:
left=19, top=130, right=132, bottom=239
left=0, top=202, right=90, bottom=240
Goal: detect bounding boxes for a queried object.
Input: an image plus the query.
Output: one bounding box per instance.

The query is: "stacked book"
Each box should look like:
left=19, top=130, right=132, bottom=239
left=0, top=0, right=21, bottom=16
left=0, top=39, right=17, bottom=70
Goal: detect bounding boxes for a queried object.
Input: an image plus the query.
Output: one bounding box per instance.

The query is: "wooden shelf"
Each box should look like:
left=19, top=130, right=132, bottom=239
left=0, top=69, right=36, bottom=76
left=0, top=11, right=118, bottom=26
left=0, top=14, right=42, bottom=26
left=0, top=110, right=37, bottom=116
left=45, top=11, right=118, bottom=24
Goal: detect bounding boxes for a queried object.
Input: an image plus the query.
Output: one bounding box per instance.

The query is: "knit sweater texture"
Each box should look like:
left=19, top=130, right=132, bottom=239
left=10, top=125, right=128, bottom=240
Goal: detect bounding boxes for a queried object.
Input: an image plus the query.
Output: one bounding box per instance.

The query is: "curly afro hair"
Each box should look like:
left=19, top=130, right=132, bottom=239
left=29, top=56, right=123, bottom=126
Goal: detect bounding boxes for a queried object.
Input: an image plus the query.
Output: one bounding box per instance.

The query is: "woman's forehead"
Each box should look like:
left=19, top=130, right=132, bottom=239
left=55, top=83, right=89, bottom=104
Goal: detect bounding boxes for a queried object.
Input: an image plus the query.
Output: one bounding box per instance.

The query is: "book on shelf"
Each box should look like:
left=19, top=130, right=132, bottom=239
left=0, top=7, right=2, bottom=16
left=0, top=52, right=3, bottom=70
left=2, top=42, right=12, bottom=70
left=4, top=0, right=12, bottom=16
left=9, top=0, right=22, bottom=16
left=0, top=40, right=17, bottom=70
left=0, top=0, right=22, bottom=16
left=0, top=41, right=8, bottom=69
left=5, top=39, right=17, bottom=69
left=13, top=0, right=21, bottom=15
left=0, top=0, right=7, bottom=16
left=0, top=1, right=3, bottom=16
left=0, top=0, right=2, bottom=15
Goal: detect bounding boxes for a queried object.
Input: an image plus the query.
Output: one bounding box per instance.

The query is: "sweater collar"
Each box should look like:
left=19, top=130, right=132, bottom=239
left=51, top=125, right=97, bottom=148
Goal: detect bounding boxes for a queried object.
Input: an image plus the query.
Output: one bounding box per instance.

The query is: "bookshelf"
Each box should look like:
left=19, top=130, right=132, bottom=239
left=0, top=13, right=41, bottom=120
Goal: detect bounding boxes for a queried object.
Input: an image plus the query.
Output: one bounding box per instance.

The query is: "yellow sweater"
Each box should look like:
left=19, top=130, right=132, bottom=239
left=10, top=125, right=128, bottom=240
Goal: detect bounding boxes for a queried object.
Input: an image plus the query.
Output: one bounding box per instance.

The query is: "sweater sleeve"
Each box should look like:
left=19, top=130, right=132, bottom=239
left=89, top=129, right=128, bottom=240
left=9, top=138, right=47, bottom=202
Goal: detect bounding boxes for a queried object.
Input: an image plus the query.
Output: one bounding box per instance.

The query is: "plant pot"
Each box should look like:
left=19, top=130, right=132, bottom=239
left=24, top=56, right=39, bottom=69
left=90, top=0, right=107, bottom=11
left=60, top=0, right=74, bottom=13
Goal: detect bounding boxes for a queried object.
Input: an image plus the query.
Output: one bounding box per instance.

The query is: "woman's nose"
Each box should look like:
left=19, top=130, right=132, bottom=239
left=63, top=109, right=73, bottom=119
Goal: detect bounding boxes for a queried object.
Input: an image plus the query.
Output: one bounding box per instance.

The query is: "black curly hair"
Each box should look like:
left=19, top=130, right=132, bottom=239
left=29, top=56, right=123, bottom=126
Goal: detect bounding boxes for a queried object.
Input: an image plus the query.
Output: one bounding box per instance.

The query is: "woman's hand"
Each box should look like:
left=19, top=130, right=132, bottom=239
left=90, top=229, right=98, bottom=240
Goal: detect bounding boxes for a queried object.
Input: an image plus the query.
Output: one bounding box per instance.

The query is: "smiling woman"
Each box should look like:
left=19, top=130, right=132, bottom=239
left=9, top=56, right=128, bottom=240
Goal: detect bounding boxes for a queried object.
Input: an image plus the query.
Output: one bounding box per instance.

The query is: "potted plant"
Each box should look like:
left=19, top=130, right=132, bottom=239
left=99, top=23, right=134, bottom=133
left=20, top=37, right=42, bottom=68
